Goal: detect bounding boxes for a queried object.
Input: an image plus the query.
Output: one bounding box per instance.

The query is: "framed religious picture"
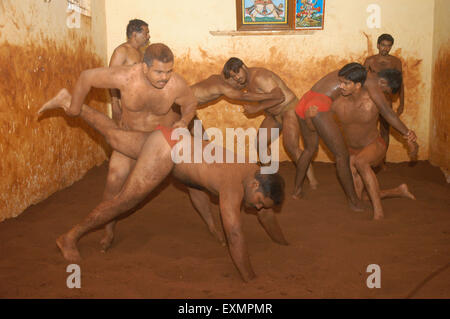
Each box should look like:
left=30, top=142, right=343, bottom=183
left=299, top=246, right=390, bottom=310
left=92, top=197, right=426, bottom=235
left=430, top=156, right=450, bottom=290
left=236, top=0, right=294, bottom=31
left=295, top=0, right=325, bottom=30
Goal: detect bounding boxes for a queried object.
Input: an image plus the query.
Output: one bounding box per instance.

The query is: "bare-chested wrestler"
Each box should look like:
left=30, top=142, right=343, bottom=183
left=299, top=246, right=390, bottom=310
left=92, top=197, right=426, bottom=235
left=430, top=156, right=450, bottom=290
left=364, top=34, right=405, bottom=153
left=174, top=65, right=286, bottom=135
left=293, top=63, right=417, bottom=212
left=38, top=92, right=288, bottom=282
left=42, top=43, right=197, bottom=251
left=109, top=19, right=150, bottom=123
left=220, top=57, right=319, bottom=190
left=330, top=65, right=415, bottom=220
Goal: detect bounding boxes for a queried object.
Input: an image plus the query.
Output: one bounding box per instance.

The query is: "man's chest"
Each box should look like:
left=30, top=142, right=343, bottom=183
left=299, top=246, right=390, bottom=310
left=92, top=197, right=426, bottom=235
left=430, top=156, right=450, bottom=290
left=335, top=98, right=378, bottom=124
left=121, top=86, right=175, bottom=115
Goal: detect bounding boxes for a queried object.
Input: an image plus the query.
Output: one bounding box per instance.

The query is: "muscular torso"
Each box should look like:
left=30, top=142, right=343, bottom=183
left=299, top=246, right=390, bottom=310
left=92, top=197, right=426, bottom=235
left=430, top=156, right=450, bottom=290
left=119, top=65, right=182, bottom=131
left=365, top=55, right=401, bottom=73
left=332, top=88, right=380, bottom=150
left=246, top=68, right=296, bottom=116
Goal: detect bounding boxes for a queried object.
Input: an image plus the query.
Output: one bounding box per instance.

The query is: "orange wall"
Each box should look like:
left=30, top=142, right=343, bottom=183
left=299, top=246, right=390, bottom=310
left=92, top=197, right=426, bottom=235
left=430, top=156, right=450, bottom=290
left=105, top=0, right=434, bottom=163
left=430, top=0, right=450, bottom=173
left=0, top=0, right=109, bottom=221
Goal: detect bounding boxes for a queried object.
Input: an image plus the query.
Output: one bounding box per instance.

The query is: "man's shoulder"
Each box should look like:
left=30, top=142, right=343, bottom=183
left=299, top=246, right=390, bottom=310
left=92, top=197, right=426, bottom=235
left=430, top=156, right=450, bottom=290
left=388, top=55, right=402, bottom=67
left=364, top=55, right=376, bottom=63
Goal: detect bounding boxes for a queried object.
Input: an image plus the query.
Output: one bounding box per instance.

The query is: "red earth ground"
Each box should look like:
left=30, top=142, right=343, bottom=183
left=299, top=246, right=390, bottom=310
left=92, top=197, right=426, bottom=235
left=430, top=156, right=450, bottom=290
left=0, top=161, right=449, bottom=298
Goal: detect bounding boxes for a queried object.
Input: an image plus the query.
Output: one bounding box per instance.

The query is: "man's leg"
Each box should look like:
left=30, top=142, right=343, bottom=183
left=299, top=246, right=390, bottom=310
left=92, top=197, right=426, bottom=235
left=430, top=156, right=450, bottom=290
left=363, top=184, right=416, bottom=200
left=39, top=89, right=148, bottom=159
left=56, top=131, right=175, bottom=261
left=188, top=187, right=226, bottom=245
left=349, top=154, right=365, bottom=199
left=293, top=116, right=319, bottom=199
left=257, top=115, right=281, bottom=158
left=282, top=110, right=318, bottom=189
left=352, top=140, right=386, bottom=220
left=310, top=111, right=364, bottom=211
left=100, top=152, right=135, bottom=252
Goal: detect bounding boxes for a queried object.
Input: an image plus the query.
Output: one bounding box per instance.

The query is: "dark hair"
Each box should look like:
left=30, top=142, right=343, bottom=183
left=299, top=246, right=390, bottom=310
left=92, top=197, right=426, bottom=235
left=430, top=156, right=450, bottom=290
left=126, top=19, right=148, bottom=39
left=377, top=33, right=394, bottom=45
left=378, top=69, right=402, bottom=94
left=255, top=171, right=285, bottom=206
left=338, top=62, right=368, bottom=86
left=222, top=57, right=244, bottom=79
left=143, top=43, right=174, bottom=66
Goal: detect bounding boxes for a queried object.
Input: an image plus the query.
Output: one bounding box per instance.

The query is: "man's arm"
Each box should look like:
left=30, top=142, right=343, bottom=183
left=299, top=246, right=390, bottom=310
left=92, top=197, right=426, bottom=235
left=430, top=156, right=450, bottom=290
left=173, top=75, right=198, bottom=128
left=397, top=62, right=405, bottom=115
left=366, top=81, right=418, bottom=157
left=219, top=188, right=256, bottom=282
left=221, top=83, right=284, bottom=103
left=243, top=74, right=285, bottom=114
left=109, top=47, right=128, bottom=123
left=67, top=66, right=129, bottom=117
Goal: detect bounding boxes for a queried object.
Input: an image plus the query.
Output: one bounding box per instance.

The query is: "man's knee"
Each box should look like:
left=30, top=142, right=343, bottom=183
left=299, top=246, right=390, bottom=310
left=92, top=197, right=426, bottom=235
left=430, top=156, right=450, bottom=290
left=353, top=157, right=370, bottom=173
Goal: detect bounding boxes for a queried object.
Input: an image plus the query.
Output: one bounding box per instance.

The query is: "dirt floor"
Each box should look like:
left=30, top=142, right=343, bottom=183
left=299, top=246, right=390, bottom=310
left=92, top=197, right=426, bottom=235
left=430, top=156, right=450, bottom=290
left=0, top=161, right=449, bottom=299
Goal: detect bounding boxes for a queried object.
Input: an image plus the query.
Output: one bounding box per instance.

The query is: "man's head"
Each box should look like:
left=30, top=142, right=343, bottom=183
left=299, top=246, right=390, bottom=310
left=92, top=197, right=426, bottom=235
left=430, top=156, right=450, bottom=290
left=377, top=33, right=394, bottom=56
left=126, top=19, right=150, bottom=47
left=338, top=62, right=367, bottom=96
left=143, top=43, right=174, bottom=89
left=377, top=69, right=402, bottom=95
left=244, top=171, right=285, bottom=210
left=223, top=57, right=248, bottom=87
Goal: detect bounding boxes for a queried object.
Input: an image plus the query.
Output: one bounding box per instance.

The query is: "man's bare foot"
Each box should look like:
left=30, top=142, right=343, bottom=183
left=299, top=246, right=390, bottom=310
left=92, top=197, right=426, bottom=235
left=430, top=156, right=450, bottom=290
left=38, top=88, right=71, bottom=114
left=56, top=233, right=81, bottom=262
left=292, top=188, right=304, bottom=200
left=309, top=180, right=318, bottom=190
left=398, top=183, right=416, bottom=200
left=373, top=212, right=384, bottom=220
left=100, top=233, right=114, bottom=253
left=349, top=200, right=365, bottom=212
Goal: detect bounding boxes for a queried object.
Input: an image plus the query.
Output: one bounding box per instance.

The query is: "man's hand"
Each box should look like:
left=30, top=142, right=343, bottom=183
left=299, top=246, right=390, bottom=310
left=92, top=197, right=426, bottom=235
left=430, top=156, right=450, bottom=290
left=172, top=119, right=187, bottom=129
left=403, top=130, right=418, bottom=160
left=305, top=105, right=319, bottom=118
left=403, top=129, right=417, bottom=143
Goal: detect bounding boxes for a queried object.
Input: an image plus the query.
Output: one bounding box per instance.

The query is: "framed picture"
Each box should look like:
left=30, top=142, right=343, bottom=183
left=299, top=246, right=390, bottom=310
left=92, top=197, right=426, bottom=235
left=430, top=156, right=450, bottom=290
left=236, top=0, right=293, bottom=31
left=295, top=0, right=325, bottom=30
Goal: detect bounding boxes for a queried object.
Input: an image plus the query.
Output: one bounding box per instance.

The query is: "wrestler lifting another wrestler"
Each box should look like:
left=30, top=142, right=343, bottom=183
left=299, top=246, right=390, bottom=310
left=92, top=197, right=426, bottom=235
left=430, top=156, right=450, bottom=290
left=39, top=90, right=288, bottom=282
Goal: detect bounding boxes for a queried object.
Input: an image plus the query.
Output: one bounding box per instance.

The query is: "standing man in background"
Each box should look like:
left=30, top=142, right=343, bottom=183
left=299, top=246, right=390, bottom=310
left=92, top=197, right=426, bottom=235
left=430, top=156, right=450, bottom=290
left=364, top=34, right=405, bottom=160
left=109, top=19, right=150, bottom=123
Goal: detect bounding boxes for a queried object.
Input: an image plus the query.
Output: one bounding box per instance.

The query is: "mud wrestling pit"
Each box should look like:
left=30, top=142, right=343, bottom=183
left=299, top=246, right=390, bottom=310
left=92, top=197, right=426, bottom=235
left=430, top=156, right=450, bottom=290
left=0, top=160, right=448, bottom=299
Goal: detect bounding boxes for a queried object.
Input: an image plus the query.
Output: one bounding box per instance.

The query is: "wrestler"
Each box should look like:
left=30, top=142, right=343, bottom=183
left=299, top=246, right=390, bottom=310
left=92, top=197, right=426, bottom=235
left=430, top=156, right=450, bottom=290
left=221, top=57, right=319, bottom=190
left=173, top=66, right=286, bottom=136
left=109, top=19, right=150, bottom=123
left=293, top=63, right=417, bottom=213
left=40, top=43, right=197, bottom=251
left=331, top=66, right=415, bottom=220
left=38, top=93, right=288, bottom=282
left=364, top=33, right=405, bottom=165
